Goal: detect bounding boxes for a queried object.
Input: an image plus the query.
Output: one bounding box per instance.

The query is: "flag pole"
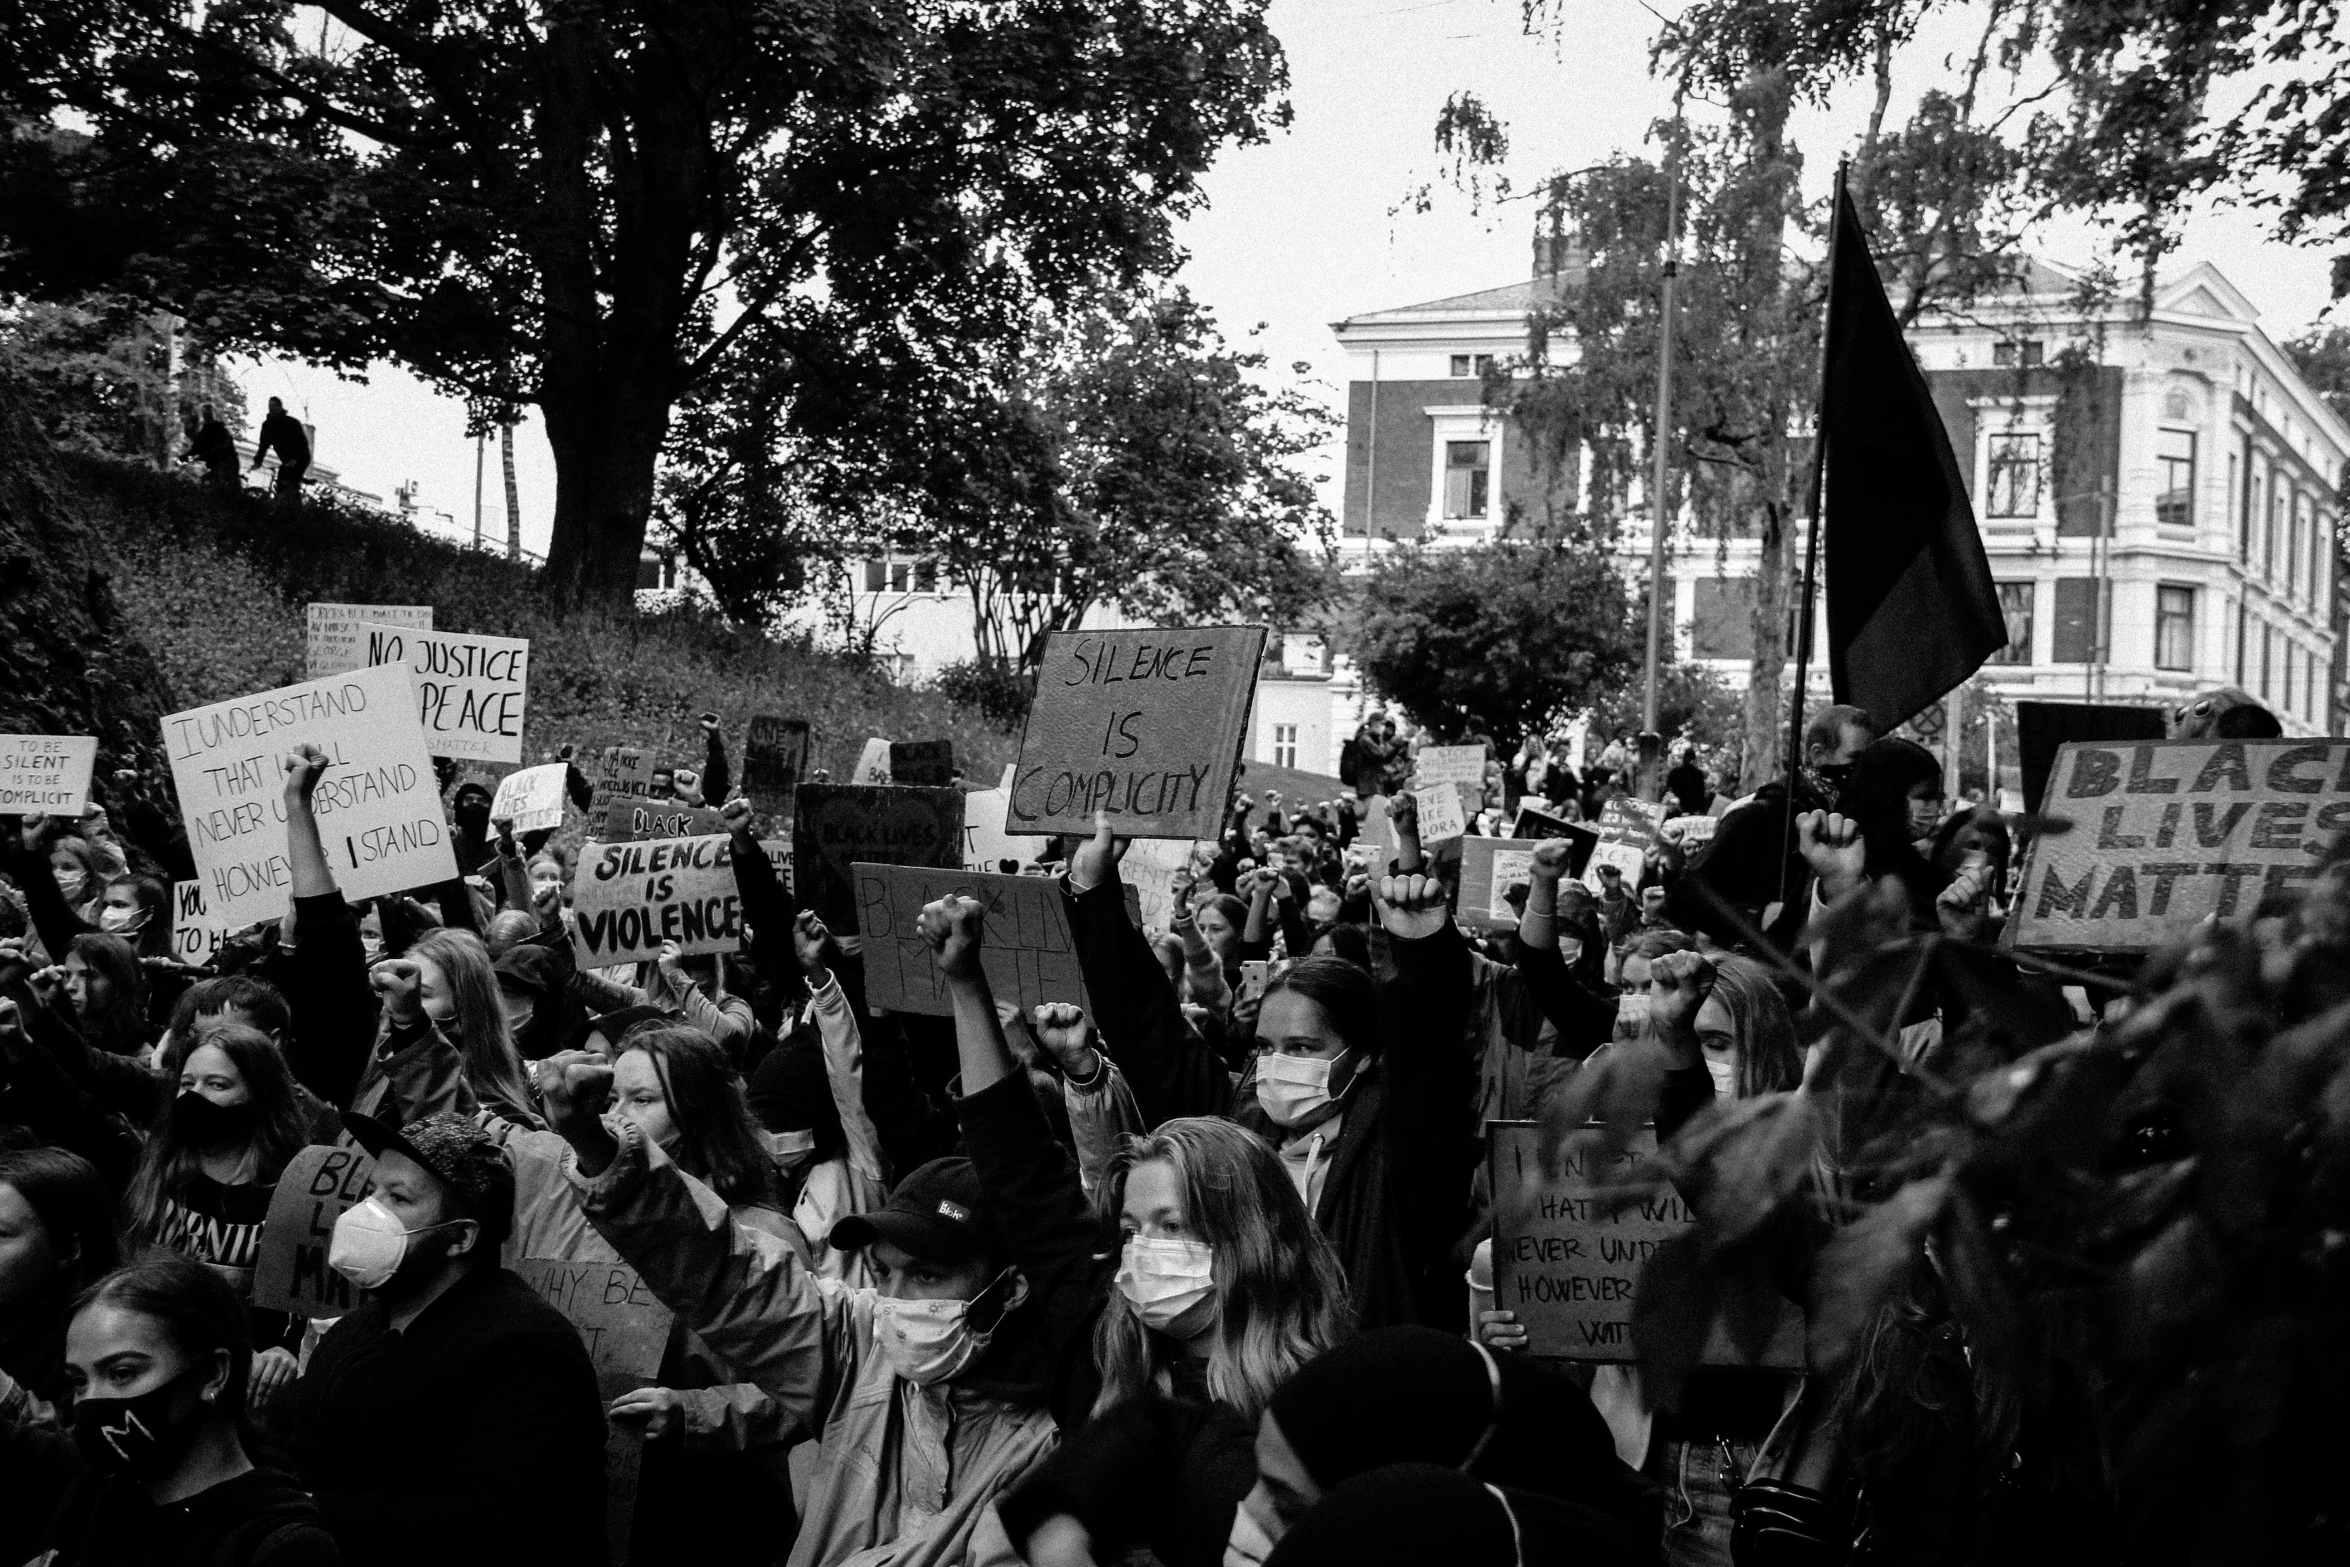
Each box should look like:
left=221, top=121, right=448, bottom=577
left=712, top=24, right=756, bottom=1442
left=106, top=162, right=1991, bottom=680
left=1637, top=124, right=1683, bottom=805
left=1776, top=161, right=1847, bottom=913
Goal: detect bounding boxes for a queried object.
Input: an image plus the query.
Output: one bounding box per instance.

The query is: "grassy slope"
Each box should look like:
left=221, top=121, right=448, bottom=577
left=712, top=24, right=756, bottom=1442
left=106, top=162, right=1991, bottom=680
left=75, top=455, right=1010, bottom=784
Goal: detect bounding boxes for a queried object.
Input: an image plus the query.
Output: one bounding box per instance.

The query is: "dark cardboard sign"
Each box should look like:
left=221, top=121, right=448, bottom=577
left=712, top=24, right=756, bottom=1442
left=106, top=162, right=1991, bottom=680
left=1009, top=625, right=1266, bottom=839
left=599, top=799, right=725, bottom=843
left=741, top=716, right=812, bottom=813
left=888, top=739, right=956, bottom=787
left=851, top=863, right=1094, bottom=1017
left=1489, top=1121, right=1805, bottom=1367
left=1457, top=836, right=1539, bottom=933
left=250, top=1144, right=377, bottom=1318
left=2005, top=739, right=2350, bottom=953
left=791, top=783, right=966, bottom=931
left=586, top=745, right=658, bottom=816
left=515, top=1257, right=672, bottom=1563
left=570, top=834, right=743, bottom=966
left=2015, top=701, right=2166, bottom=816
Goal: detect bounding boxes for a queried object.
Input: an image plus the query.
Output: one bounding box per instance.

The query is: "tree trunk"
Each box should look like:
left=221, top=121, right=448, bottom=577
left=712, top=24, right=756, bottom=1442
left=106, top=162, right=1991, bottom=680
left=0, top=373, right=183, bottom=788
left=539, top=387, right=670, bottom=610
left=1733, top=65, right=1801, bottom=792
left=501, top=422, right=521, bottom=562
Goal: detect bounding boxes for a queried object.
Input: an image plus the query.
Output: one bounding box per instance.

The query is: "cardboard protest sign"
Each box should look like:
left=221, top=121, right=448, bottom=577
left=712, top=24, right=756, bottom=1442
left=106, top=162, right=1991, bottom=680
left=515, top=1257, right=673, bottom=1562
left=1489, top=1121, right=1805, bottom=1367
left=306, top=603, right=431, bottom=680
left=164, top=664, right=456, bottom=930
left=740, top=716, right=811, bottom=813
left=756, top=839, right=794, bottom=890
left=1414, top=744, right=1491, bottom=809
left=362, top=623, right=530, bottom=763
left=490, top=762, right=569, bottom=834
left=250, top=1144, right=377, bottom=1317
left=586, top=746, right=657, bottom=817
left=170, top=880, right=235, bottom=965
left=852, top=863, right=1093, bottom=1017
left=1009, top=625, right=1266, bottom=840
left=962, top=765, right=1049, bottom=872
left=2016, top=701, right=2167, bottom=815
left=1663, top=814, right=1718, bottom=849
left=2006, top=739, right=2350, bottom=953
left=1458, top=837, right=1538, bottom=933
left=570, top=835, right=742, bottom=967
left=890, top=739, right=956, bottom=787
left=854, top=738, right=893, bottom=784
left=1581, top=797, right=1664, bottom=894
left=0, top=734, right=98, bottom=815
left=1119, top=836, right=1204, bottom=932
left=1412, top=784, right=1467, bottom=843
left=792, top=784, right=965, bottom=931
left=600, top=799, right=725, bottom=843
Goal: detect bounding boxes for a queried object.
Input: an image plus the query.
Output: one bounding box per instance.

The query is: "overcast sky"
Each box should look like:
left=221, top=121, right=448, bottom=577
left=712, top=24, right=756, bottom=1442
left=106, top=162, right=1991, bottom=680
left=242, top=0, right=2342, bottom=559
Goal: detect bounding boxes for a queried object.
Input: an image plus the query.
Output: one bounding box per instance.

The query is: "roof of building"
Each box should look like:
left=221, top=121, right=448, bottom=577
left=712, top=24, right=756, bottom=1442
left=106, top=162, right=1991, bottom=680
left=1335, top=265, right=1583, bottom=329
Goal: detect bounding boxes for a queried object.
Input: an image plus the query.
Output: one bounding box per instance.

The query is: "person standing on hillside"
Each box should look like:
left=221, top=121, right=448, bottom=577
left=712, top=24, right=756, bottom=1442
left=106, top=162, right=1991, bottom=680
left=250, top=397, right=311, bottom=503
left=185, top=403, right=239, bottom=489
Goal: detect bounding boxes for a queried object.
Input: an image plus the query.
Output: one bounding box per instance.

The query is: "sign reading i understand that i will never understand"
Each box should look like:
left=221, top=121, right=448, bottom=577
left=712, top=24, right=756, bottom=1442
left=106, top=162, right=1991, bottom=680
left=1009, top=625, right=1266, bottom=840
left=1488, top=1121, right=1805, bottom=1367
left=2007, top=739, right=2350, bottom=953
left=164, top=664, right=456, bottom=931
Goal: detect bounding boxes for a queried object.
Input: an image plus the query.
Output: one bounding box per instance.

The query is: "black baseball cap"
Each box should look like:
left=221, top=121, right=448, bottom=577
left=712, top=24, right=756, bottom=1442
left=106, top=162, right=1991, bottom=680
left=828, top=1158, right=1001, bottom=1261
left=344, top=1111, right=516, bottom=1246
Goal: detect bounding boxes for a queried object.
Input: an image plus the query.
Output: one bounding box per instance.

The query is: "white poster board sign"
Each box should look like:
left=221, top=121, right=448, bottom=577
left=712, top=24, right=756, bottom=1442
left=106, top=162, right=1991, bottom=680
left=163, top=664, right=457, bottom=930
left=0, top=735, right=98, bottom=815
left=963, top=764, right=1048, bottom=872
left=306, top=603, right=432, bottom=680
left=362, top=624, right=530, bottom=763
left=1412, top=784, right=1467, bottom=843
left=170, top=880, right=235, bottom=964
left=490, top=763, right=569, bottom=834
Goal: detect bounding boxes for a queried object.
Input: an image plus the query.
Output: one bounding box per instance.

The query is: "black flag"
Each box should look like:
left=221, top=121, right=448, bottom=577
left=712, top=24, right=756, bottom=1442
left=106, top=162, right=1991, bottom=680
left=1820, top=182, right=2006, bottom=731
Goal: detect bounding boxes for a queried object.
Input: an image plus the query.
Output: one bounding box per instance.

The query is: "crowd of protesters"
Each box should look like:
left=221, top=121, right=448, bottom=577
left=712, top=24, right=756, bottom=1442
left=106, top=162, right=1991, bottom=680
left=0, top=684, right=2298, bottom=1567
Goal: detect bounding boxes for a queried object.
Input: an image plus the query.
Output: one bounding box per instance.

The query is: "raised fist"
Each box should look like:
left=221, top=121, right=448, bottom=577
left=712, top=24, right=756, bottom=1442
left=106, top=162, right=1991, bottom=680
left=282, top=743, right=330, bottom=809
left=918, top=894, right=986, bottom=982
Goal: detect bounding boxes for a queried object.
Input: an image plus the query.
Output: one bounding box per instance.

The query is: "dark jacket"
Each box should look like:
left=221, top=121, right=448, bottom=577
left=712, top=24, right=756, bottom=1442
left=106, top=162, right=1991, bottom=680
left=191, top=417, right=239, bottom=477
left=998, top=1373, right=1256, bottom=1567
left=34, top=1466, right=344, bottom=1567
left=285, top=892, right=473, bottom=1124
left=291, top=1266, right=604, bottom=1567
left=254, top=411, right=310, bottom=468
left=1673, top=776, right=1828, bottom=949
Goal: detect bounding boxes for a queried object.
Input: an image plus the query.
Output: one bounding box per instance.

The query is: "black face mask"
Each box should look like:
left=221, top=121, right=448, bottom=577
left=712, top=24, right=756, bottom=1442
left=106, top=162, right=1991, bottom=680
left=1811, top=762, right=1854, bottom=800
left=73, top=1364, right=210, bottom=1479
left=171, top=1090, right=260, bottom=1149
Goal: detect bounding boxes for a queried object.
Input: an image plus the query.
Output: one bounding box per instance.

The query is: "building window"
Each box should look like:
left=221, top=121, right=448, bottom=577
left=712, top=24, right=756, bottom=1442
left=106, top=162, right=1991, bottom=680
left=1991, top=339, right=2044, bottom=368
left=863, top=559, right=886, bottom=592
left=2288, top=494, right=2305, bottom=596
left=2261, top=624, right=2274, bottom=702
left=913, top=559, right=938, bottom=593
left=1989, top=581, right=2035, bottom=664
left=1449, top=354, right=1495, bottom=378
left=1272, top=723, right=1298, bottom=770
left=1443, top=440, right=1491, bottom=519
left=2155, top=429, right=2195, bottom=529
left=1986, top=432, right=2042, bottom=519
left=2154, top=585, right=2195, bottom=671
left=2052, top=577, right=2108, bottom=664
left=2266, top=477, right=2282, bottom=579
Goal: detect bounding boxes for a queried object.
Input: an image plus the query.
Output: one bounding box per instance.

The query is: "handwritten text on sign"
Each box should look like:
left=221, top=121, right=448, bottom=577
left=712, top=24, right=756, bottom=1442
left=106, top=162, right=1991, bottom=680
left=515, top=1257, right=672, bottom=1563
left=251, top=1144, right=378, bottom=1318
left=0, top=735, right=98, bottom=814
left=792, top=784, right=966, bottom=931
left=1582, top=797, right=1664, bottom=894
left=587, top=746, right=657, bottom=816
left=570, top=835, right=742, bottom=967
left=172, top=880, right=234, bottom=964
left=490, top=762, right=569, bottom=834
left=2007, top=740, right=2350, bottom=952
left=600, top=800, right=725, bottom=843
left=852, top=863, right=1092, bottom=1017
left=364, top=624, right=531, bottom=763
left=306, top=603, right=431, bottom=680
left=1488, top=1121, right=1805, bottom=1367
left=163, top=664, right=456, bottom=930
left=1457, top=837, right=1535, bottom=933
left=1010, top=626, right=1266, bottom=840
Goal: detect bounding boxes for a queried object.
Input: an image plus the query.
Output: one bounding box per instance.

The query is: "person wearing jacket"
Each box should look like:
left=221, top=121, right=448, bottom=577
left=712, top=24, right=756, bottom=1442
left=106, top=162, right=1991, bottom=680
left=37, top=1254, right=344, bottom=1567
left=290, top=1111, right=604, bottom=1567
left=536, top=1033, right=1065, bottom=1566
left=1061, top=814, right=1480, bottom=1332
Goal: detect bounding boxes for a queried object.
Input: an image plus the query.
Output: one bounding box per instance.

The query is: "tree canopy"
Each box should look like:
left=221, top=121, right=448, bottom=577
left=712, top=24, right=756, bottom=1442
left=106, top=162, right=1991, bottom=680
left=0, top=0, right=1293, bottom=609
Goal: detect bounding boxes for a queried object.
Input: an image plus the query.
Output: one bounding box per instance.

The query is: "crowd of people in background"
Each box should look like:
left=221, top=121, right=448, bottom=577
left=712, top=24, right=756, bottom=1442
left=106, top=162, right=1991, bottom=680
left=0, top=685, right=2295, bottom=1567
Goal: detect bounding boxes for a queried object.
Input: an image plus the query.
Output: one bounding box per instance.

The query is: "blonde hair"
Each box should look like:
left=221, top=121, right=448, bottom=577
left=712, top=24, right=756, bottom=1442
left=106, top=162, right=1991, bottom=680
left=1091, top=1117, right=1351, bottom=1421
left=407, top=929, right=532, bottom=1116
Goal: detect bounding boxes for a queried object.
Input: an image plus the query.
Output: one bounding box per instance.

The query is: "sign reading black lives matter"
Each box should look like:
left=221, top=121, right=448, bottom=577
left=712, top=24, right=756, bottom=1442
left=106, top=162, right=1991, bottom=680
left=1489, top=1121, right=1805, bottom=1367
left=792, top=784, right=966, bottom=931
left=2006, top=740, right=2350, bottom=953
left=1009, top=625, right=1266, bottom=840
left=251, top=1144, right=378, bottom=1317
left=852, top=863, right=1096, bottom=1017
left=569, top=835, right=743, bottom=967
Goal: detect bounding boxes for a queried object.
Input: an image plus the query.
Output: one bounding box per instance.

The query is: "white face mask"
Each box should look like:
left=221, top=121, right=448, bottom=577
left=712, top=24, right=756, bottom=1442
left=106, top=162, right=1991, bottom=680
left=1116, top=1236, right=1217, bottom=1335
left=1223, top=1496, right=1280, bottom=1567
left=767, top=1128, right=817, bottom=1174
left=872, top=1280, right=1004, bottom=1387
left=1255, top=1052, right=1345, bottom=1128
left=98, top=903, right=146, bottom=934
left=1705, top=1055, right=1738, bottom=1099
left=328, top=1196, right=466, bottom=1291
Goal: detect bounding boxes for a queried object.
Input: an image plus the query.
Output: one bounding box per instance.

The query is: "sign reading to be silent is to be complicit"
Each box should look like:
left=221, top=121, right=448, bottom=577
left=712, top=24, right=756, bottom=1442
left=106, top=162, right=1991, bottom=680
left=1008, top=625, right=1267, bottom=841
left=2006, top=739, right=2350, bottom=953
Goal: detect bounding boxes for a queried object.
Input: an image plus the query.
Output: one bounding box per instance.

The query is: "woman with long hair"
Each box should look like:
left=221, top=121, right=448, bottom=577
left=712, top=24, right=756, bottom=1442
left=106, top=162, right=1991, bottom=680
left=0, top=1146, right=121, bottom=1419
left=499, top=1021, right=804, bottom=1566
left=915, top=898, right=1353, bottom=1567
left=33, top=1255, right=342, bottom=1566
left=122, top=1023, right=322, bottom=1415
left=401, top=928, right=537, bottom=1126
left=35, top=931, right=153, bottom=1056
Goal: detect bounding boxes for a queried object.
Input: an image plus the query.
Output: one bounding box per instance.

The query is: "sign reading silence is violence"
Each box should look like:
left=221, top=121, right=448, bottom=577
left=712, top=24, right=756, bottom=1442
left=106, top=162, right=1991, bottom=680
left=2007, top=738, right=2350, bottom=953
left=569, top=835, right=744, bottom=968
left=1008, top=625, right=1266, bottom=840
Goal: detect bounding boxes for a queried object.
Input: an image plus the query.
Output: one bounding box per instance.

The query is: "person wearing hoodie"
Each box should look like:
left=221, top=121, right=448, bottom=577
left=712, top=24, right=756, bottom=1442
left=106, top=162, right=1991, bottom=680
left=34, top=1253, right=344, bottom=1567
left=537, top=1028, right=1069, bottom=1567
